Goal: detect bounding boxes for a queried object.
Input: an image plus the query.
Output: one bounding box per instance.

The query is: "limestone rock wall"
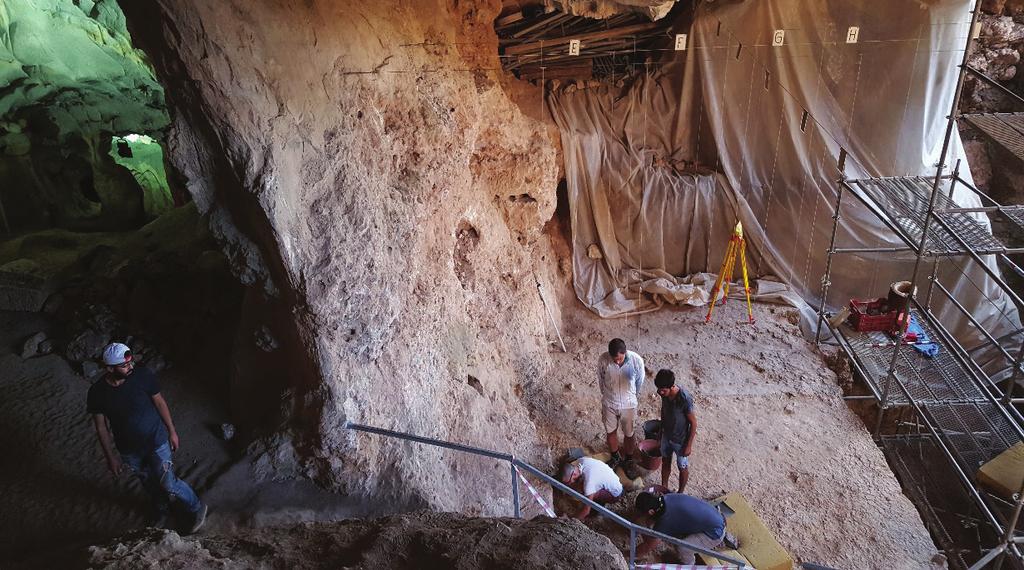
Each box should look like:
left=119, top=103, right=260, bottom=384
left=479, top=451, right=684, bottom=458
left=121, top=0, right=563, bottom=512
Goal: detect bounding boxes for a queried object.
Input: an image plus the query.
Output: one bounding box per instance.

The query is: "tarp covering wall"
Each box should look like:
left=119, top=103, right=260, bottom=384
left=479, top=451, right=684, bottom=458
left=550, top=0, right=1022, bottom=348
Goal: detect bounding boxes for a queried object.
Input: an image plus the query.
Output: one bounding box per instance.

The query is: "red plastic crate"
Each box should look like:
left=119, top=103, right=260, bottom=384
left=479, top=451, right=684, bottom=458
left=847, top=298, right=900, bottom=332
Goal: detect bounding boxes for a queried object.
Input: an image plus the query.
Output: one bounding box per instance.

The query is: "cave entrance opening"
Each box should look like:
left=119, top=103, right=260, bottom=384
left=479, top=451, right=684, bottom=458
left=108, top=133, right=176, bottom=220
left=0, top=1, right=246, bottom=556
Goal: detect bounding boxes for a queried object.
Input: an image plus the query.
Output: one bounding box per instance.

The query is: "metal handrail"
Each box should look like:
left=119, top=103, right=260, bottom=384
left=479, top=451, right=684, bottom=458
left=345, top=421, right=750, bottom=569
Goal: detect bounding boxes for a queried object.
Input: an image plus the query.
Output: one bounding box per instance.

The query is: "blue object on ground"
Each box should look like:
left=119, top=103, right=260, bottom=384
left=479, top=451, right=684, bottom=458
left=907, top=315, right=939, bottom=358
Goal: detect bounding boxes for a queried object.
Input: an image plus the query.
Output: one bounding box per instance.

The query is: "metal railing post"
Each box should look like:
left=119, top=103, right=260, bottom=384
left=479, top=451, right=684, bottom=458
left=345, top=422, right=749, bottom=568
left=511, top=461, right=521, bottom=519
left=924, top=160, right=960, bottom=311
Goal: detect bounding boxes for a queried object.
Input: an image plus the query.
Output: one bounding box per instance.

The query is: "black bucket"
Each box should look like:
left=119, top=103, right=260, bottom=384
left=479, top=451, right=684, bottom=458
left=643, top=419, right=662, bottom=441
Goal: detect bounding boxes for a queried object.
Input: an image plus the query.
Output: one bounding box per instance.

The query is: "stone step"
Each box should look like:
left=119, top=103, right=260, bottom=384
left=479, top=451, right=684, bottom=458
left=0, top=267, right=51, bottom=312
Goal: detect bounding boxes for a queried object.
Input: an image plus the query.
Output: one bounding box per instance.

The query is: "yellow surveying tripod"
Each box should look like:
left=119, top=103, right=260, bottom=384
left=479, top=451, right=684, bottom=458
left=705, top=221, right=755, bottom=324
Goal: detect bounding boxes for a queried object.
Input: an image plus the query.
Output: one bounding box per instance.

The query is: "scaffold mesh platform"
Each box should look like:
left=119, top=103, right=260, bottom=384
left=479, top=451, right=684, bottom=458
left=847, top=177, right=1008, bottom=256
left=999, top=205, right=1024, bottom=231
left=963, top=113, right=1024, bottom=163
left=831, top=306, right=992, bottom=406
left=923, top=402, right=1021, bottom=469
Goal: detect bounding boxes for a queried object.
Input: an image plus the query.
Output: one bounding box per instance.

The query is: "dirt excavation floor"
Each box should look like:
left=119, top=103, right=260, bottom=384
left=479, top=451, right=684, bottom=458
left=3, top=296, right=945, bottom=569
left=528, top=299, right=946, bottom=569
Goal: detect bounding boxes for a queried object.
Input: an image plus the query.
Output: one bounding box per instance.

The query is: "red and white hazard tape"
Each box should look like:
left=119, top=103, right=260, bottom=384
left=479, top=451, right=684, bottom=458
left=516, top=470, right=556, bottom=517
left=634, top=560, right=741, bottom=564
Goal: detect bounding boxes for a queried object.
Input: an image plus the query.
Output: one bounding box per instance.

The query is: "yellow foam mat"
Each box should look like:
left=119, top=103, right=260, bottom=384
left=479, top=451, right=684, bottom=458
left=703, top=492, right=793, bottom=570
left=977, top=442, right=1024, bottom=499
left=703, top=549, right=751, bottom=568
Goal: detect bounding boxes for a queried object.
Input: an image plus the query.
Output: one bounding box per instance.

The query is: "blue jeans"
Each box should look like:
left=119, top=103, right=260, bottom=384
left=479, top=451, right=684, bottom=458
left=121, top=442, right=202, bottom=515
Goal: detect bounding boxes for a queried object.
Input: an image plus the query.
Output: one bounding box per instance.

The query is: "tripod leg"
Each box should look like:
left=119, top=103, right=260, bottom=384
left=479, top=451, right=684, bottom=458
left=705, top=270, right=723, bottom=323
left=706, top=241, right=734, bottom=323
left=740, top=239, right=755, bottom=324
left=722, top=239, right=737, bottom=303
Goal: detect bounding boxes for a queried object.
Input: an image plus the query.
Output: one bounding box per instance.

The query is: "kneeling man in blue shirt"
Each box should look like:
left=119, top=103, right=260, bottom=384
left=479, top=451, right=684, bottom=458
left=634, top=490, right=738, bottom=565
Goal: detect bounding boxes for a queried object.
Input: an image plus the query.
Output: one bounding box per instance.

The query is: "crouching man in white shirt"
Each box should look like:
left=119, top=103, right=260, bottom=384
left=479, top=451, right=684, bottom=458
left=561, top=457, right=624, bottom=519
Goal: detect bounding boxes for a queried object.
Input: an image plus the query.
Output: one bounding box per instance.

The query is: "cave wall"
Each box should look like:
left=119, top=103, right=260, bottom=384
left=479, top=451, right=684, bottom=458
left=120, top=0, right=564, bottom=512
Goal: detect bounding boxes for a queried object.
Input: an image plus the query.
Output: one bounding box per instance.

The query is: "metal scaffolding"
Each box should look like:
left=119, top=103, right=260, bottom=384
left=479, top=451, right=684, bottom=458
left=963, top=113, right=1024, bottom=163
left=963, top=65, right=1024, bottom=164
left=815, top=3, right=1024, bottom=568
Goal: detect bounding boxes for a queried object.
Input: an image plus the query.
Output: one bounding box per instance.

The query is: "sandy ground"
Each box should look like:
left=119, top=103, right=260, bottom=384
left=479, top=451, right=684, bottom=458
left=527, top=299, right=945, bottom=569
left=0, top=311, right=372, bottom=568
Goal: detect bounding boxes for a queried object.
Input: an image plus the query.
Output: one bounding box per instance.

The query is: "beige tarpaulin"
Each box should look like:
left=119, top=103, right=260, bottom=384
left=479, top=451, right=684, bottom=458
left=549, top=0, right=1022, bottom=350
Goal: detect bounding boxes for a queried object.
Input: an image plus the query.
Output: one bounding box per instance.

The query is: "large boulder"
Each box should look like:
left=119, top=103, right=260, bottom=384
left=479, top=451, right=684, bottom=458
left=86, top=513, right=628, bottom=570
left=64, top=327, right=110, bottom=364
left=0, top=258, right=53, bottom=311
left=964, top=14, right=1024, bottom=112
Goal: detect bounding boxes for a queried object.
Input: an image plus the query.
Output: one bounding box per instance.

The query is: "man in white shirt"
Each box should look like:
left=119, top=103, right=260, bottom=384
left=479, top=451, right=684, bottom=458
left=561, top=457, right=624, bottom=519
left=597, top=338, right=646, bottom=469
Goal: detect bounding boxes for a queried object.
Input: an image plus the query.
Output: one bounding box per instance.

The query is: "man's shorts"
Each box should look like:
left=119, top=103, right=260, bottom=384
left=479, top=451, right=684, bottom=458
left=660, top=438, right=690, bottom=469
left=593, top=488, right=623, bottom=504
left=602, top=406, right=636, bottom=437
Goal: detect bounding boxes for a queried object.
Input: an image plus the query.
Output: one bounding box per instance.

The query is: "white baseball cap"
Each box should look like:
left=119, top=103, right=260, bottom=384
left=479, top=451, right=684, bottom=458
left=101, top=342, right=133, bottom=366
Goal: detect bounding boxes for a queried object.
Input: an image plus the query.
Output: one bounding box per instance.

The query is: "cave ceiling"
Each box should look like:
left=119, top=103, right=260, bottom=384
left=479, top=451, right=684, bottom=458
left=0, top=0, right=169, bottom=156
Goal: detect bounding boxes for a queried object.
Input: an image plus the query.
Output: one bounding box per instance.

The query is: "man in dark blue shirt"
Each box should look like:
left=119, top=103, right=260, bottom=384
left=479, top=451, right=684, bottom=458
left=655, top=369, right=697, bottom=492
left=634, top=491, right=738, bottom=565
left=87, top=342, right=207, bottom=532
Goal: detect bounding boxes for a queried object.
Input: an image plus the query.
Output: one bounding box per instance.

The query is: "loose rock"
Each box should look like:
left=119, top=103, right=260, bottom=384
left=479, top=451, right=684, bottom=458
left=65, top=329, right=110, bottom=363
left=254, top=325, right=278, bottom=352
left=82, top=361, right=100, bottom=379
left=20, top=332, right=47, bottom=359
left=37, top=339, right=54, bottom=355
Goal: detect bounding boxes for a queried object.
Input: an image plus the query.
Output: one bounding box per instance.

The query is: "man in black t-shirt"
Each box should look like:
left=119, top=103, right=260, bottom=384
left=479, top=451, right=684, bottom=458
left=87, top=342, right=207, bottom=532
left=655, top=369, right=697, bottom=493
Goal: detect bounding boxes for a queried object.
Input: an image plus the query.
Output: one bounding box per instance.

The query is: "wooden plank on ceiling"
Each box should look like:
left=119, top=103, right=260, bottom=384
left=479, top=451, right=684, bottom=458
left=495, top=12, right=525, bottom=27
left=504, top=22, right=663, bottom=55
left=512, top=11, right=570, bottom=38
left=518, top=62, right=593, bottom=81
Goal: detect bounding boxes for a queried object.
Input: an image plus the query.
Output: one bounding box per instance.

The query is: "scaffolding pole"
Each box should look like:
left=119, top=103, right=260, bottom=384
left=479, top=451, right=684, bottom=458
left=816, top=171, right=846, bottom=345
left=990, top=481, right=1024, bottom=570
left=876, top=0, right=984, bottom=436
left=818, top=2, right=1024, bottom=566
